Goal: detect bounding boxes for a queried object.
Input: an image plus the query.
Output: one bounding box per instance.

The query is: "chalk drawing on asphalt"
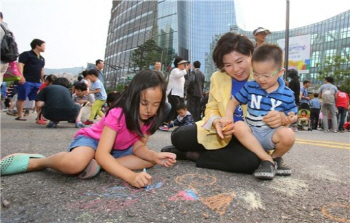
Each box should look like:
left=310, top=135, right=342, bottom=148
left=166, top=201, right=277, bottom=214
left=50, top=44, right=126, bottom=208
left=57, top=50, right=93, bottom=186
left=171, top=173, right=234, bottom=216
left=322, top=204, right=350, bottom=223
left=67, top=176, right=166, bottom=212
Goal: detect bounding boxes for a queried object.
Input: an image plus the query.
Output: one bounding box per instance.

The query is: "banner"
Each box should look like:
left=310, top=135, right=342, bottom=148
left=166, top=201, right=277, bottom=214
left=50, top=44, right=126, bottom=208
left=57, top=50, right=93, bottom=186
left=277, top=34, right=311, bottom=74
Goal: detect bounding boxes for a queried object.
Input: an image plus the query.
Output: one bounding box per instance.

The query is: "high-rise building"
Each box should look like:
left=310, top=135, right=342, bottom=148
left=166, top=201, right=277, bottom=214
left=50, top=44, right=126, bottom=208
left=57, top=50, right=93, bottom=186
left=104, top=1, right=349, bottom=88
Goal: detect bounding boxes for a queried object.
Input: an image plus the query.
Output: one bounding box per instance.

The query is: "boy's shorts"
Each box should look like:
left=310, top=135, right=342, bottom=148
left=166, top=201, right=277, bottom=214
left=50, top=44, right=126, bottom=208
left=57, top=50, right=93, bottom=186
left=68, top=135, right=133, bottom=158
left=250, top=126, right=280, bottom=151
left=17, top=82, right=42, bottom=100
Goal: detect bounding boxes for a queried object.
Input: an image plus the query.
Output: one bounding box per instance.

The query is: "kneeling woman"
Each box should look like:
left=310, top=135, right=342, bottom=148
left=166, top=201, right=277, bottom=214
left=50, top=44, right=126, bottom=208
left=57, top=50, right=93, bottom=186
left=162, top=32, right=288, bottom=174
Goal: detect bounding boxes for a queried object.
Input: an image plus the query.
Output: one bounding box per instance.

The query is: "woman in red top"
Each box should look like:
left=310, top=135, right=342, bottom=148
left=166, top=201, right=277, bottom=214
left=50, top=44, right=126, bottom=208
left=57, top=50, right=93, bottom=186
left=336, top=87, right=349, bottom=132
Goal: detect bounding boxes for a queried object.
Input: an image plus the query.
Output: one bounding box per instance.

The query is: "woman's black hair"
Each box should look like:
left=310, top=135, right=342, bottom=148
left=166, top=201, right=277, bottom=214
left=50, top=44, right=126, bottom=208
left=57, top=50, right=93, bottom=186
left=52, top=77, right=70, bottom=88
left=212, top=32, right=254, bottom=71
left=106, top=70, right=166, bottom=136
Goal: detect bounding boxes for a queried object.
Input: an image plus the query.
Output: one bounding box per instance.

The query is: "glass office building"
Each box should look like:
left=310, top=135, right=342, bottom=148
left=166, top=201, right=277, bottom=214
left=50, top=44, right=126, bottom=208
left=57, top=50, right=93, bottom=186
left=104, top=0, right=237, bottom=88
left=104, top=1, right=349, bottom=88
left=233, top=10, right=350, bottom=85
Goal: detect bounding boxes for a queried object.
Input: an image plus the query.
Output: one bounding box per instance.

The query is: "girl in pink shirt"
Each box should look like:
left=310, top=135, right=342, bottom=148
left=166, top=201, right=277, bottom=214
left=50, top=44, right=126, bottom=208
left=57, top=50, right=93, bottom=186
left=1, top=70, right=176, bottom=188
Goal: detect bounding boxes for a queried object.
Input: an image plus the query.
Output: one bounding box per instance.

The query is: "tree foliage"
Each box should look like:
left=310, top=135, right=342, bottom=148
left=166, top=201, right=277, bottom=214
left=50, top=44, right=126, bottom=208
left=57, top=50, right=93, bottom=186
left=130, top=39, right=162, bottom=72
left=317, top=55, right=350, bottom=93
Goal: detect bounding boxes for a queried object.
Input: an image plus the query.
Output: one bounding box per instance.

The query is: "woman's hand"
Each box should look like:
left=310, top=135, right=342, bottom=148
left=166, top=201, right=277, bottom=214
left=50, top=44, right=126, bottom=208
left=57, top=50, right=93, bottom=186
left=155, top=152, right=176, bottom=167
left=130, top=172, right=152, bottom=188
left=214, top=118, right=234, bottom=139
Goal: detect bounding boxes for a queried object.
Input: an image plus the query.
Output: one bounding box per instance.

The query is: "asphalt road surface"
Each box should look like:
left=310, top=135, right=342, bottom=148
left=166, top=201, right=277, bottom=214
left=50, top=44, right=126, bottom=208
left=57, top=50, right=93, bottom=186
left=1, top=112, right=349, bottom=223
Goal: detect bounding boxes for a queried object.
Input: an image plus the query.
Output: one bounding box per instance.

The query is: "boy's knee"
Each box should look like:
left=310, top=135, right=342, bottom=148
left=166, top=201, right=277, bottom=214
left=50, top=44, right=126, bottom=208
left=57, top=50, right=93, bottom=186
left=276, top=128, right=295, bottom=145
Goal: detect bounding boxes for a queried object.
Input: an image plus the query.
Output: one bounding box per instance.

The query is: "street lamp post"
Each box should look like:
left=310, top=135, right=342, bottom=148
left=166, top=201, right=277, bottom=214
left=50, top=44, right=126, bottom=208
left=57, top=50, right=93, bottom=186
left=284, top=0, right=290, bottom=80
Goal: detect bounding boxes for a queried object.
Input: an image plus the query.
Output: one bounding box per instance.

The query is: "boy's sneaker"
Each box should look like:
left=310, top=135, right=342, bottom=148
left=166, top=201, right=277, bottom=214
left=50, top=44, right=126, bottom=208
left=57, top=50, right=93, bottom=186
left=273, top=157, right=292, bottom=176
left=75, top=122, right=85, bottom=128
left=253, top=160, right=276, bottom=180
left=83, top=120, right=94, bottom=125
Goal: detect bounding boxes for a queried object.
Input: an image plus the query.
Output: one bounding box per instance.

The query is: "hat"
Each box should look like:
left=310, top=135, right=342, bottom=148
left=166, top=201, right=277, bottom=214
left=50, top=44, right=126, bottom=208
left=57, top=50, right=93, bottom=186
left=177, top=60, right=188, bottom=65
left=253, top=27, right=271, bottom=36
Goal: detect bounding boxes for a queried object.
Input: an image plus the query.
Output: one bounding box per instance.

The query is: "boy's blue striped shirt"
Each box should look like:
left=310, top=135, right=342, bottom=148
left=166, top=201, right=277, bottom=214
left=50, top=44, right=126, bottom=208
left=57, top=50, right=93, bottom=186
left=234, top=77, right=297, bottom=128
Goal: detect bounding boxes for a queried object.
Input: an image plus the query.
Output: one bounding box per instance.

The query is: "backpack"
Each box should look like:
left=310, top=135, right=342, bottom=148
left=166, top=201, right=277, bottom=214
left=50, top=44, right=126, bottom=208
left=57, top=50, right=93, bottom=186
left=0, top=24, right=19, bottom=63
left=322, top=87, right=334, bottom=104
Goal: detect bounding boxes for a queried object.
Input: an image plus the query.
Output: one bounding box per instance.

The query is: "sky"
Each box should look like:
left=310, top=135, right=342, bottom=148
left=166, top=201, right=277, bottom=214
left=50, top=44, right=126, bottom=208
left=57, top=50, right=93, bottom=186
left=1, top=0, right=349, bottom=69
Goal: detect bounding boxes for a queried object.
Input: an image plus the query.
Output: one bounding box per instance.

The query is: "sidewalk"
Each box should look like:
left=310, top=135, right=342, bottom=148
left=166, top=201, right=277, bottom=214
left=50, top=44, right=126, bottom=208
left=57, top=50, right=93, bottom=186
left=1, top=112, right=350, bottom=222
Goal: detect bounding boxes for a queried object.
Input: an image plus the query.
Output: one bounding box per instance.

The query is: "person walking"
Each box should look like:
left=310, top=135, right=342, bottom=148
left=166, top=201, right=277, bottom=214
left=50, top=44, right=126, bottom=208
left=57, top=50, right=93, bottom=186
left=335, top=86, right=349, bottom=133
left=309, top=93, right=321, bottom=130
left=15, top=39, right=45, bottom=121
left=319, top=76, right=338, bottom=133
left=186, top=61, right=205, bottom=121
left=0, top=12, right=10, bottom=86
left=95, top=59, right=105, bottom=85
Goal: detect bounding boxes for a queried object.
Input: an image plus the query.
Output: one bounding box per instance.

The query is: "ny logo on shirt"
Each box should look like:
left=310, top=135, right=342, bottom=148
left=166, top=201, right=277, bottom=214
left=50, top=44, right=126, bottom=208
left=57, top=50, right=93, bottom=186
left=250, top=94, right=282, bottom=110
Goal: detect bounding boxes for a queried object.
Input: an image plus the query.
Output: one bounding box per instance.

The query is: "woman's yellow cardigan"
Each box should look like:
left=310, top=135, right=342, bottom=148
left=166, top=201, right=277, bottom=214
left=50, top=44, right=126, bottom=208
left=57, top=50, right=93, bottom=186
left=196, top=70, right=247, bottom=150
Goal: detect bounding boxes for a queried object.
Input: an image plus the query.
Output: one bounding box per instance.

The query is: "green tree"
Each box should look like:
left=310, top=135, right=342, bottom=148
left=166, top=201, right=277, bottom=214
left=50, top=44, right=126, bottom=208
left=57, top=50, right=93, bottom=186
left=317, top=55, right=350, bottom=93
left=130, top=39, right=162, bottom=72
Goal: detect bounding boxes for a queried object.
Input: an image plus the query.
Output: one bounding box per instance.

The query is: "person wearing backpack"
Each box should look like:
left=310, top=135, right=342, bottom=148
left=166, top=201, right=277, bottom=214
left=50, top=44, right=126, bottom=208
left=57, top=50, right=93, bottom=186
left=0, top=12, right=18, bottom=86
left=318, top=76, right=338, bottom=133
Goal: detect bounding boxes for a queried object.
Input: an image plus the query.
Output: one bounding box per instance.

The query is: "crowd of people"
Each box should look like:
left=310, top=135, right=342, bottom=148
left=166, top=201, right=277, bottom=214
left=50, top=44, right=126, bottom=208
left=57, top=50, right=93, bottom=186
left=287, top=70, right=349, bottom=133
left=1, top=21, right=349, bottom=188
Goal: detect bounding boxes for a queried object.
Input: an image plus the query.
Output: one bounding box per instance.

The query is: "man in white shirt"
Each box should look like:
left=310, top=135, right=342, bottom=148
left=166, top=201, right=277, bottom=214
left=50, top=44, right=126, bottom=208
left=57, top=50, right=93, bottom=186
left=166, top=57, right=191, bottom=121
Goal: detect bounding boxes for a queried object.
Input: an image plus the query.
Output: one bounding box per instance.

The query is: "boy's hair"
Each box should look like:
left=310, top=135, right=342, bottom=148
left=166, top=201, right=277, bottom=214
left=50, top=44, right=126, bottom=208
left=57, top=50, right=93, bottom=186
left=74, top=82, right=88, bottom=91
left=213, top=32, right=254, bottom=71
left=106, top=91, right=121, bottom=105
left=325, top=76, right=334, bottom=83
left=107, top=70, right=166, bottom=136
left=252, top=43, right=283, bottom=68
left=193, top=61, right=201, bottom=69
left=303, top=80, right=311, bottom=85
left=96, top=59, right=103, bottom=66
left=87, top=69, right=99, bottom=77
left=77, top=75, right=83, bottom=81
left=313, top=93, right=319, bottom=97
left=45, top=74, right=57, bottom=84
left=30, top=39, right=45, bottom=50
left=52, top=77, right=70, bottom=88
left=176, top=103, right=187, bottom=111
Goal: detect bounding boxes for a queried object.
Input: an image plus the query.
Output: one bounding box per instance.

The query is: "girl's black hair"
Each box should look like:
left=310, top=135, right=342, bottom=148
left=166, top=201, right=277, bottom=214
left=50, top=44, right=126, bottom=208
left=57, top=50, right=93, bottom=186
left=106, top=70, right=166, bottom=137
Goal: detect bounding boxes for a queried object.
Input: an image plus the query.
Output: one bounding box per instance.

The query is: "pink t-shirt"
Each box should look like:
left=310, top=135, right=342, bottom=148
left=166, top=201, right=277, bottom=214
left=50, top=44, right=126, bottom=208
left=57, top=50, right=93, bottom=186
left=74, top=107, right=151, bottom=150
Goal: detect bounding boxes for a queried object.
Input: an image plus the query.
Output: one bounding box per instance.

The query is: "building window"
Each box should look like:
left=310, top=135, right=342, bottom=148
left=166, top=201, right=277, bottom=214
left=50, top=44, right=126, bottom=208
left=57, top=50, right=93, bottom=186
left=311, top=51, right=320, bottom=67
left=340, top=27, right=350, bottom=39
left=325, top=30, right=336, bottom=42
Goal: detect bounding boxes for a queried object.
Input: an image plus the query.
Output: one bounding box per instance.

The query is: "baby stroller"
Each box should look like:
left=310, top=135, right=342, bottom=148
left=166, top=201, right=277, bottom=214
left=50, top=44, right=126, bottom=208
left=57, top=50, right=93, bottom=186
left=297, top=103, right=312, bottom=131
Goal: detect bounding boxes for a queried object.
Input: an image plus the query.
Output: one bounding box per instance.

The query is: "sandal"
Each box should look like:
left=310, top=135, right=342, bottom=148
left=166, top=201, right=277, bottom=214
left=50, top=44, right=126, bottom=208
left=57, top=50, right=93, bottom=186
left=78, top=159, right=101, bottom=179
left=15, top=117, right=27, bottom=121
left=1, top=153, right=45, bottom=175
